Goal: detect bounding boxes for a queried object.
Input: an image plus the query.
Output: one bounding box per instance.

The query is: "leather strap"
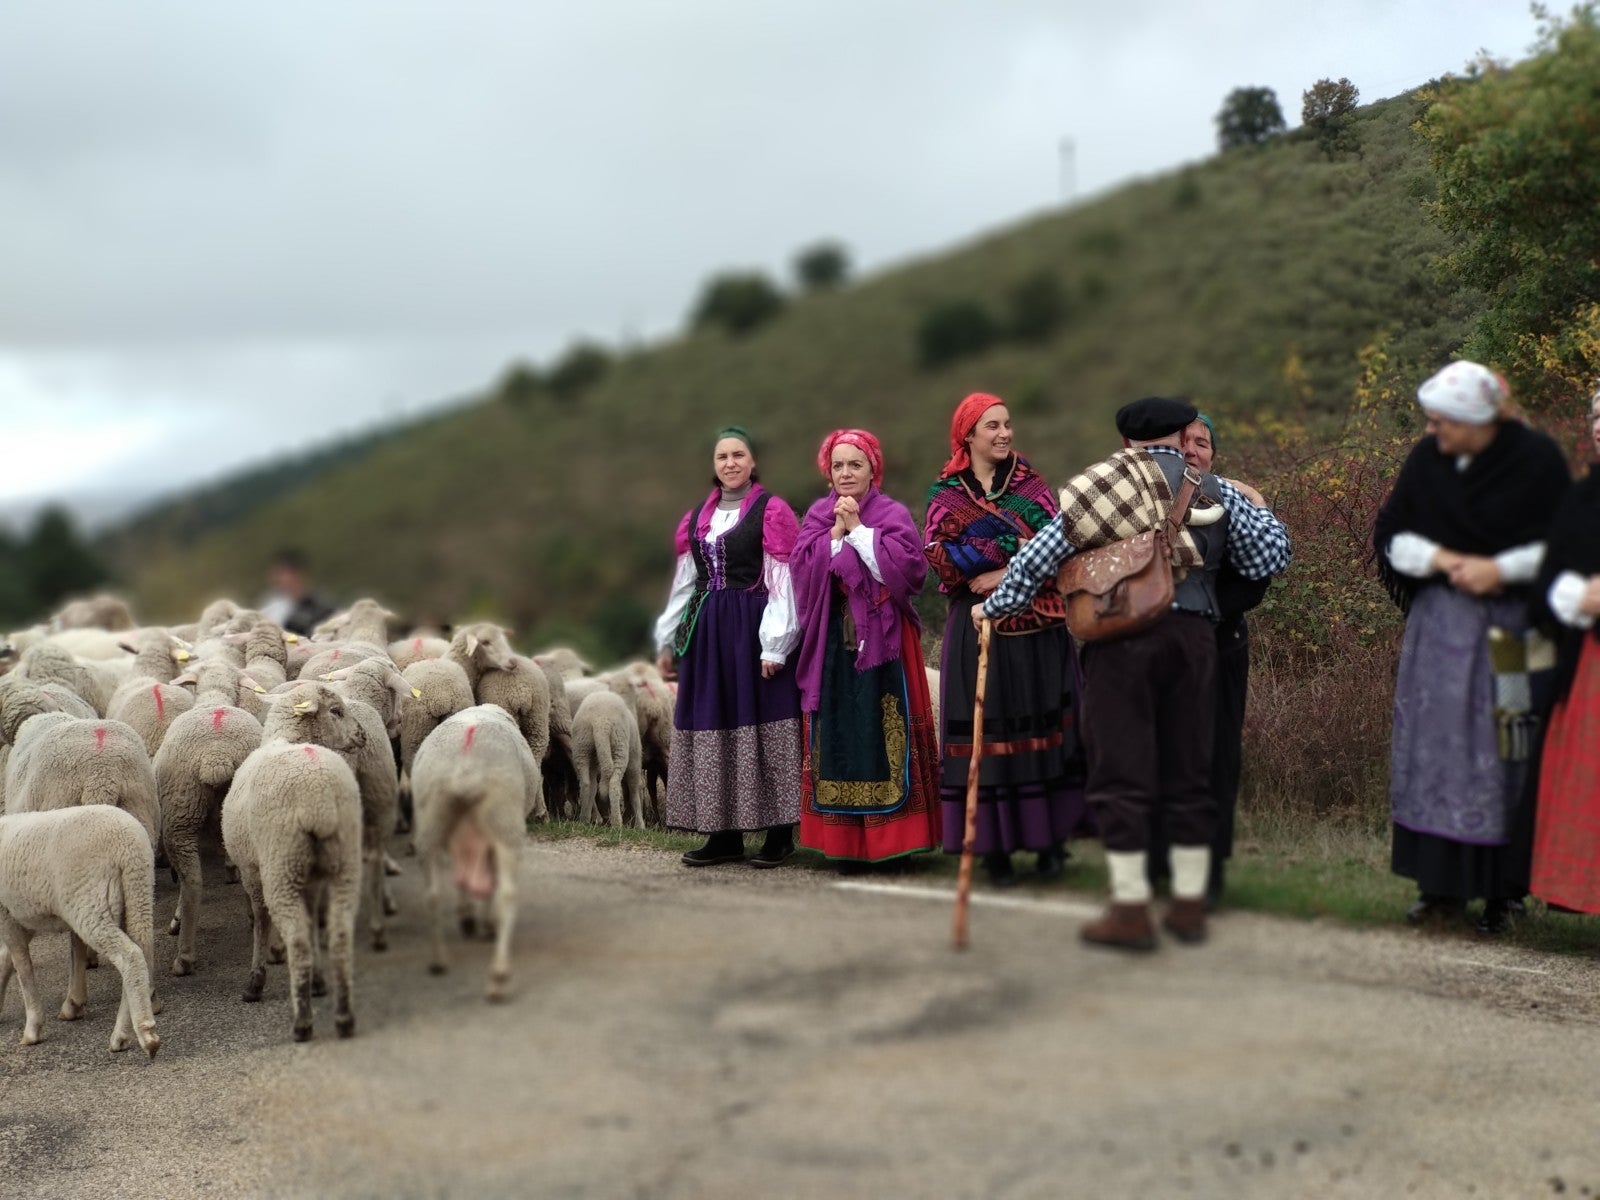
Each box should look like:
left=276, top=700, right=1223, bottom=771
left=1163, top=469, right=1202, bottom=543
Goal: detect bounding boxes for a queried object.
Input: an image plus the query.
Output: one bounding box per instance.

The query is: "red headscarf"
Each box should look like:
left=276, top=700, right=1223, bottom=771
left=941, top=392, right=1007, bottom=477
left=816, top=428, right=884, bottom=487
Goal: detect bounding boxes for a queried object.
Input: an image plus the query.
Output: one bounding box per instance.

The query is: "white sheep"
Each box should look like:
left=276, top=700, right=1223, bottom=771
left=0, top=806, right=160, bottom=1056
left=14, top=643, right=118, bottom=716
left=0, top=676, right=98, bottom=814
left=608, top=662, right=674, bottom=823
left=223, top=686, right=365, bottom=1042
left=537, top=658, right=578, bottom=819
left=388, top=633, right=450, bottom=671
left=399, top=657, right=475, bottom=781
left=297, top=641, right=388, bottom=683
left=572, top=690, right=645, bottom=829
left=4, top=713, right=161, bottom=1020
left=410, top=705, right=538, bottom=1001
left=533, top=646, right=593, bottom=681
left=446, top=622, right=518, bottom=696
left=49, top=593, right=137, bottom=633
left=105, top=680, right=196, bottom=760
left=153, top=660, right=265, bottom=975
left=475, top=654, right=550, bottom=819
left=311, top=598, right=398, bottom=647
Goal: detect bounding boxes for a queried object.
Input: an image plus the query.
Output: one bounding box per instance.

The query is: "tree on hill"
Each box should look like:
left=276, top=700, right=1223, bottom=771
left=547, top=341, right=612, bottom=400
left=497, top=361, right=543, bottom=408
left=1302, top=77, right=1360, bottom=158
left=794, top=242, right=851, bottom=292
left=690, top=271, right=786, bottom=336
left=4, top=507, right=110, bottom=624
left=1216, top=86, right=1286, bottom=149
left=916, top=298, right=999, bottom=369
left=1418, top=4, right=1600, bottom=410
left=1007, top=271, right=1069, bottom=342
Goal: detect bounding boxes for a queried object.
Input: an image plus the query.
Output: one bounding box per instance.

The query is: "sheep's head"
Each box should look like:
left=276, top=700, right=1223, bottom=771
left=326, top=658, right=408, bottom=737
left=0, top=676, right=59, bottom=745
left=454, top=622, right=517, bottom=673
left=196, top=598, right=241, bottom=636
left=270, top=682, right=367, bottom=754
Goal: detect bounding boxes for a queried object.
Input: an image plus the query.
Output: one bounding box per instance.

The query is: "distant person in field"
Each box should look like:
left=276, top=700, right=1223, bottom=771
left=1147, top=413, right=1275, bottom=908
left=258, top=548, right=336, bottom=637
left=1527, top=385, right=1600, bottom=915
left=923, top=392, right=1088, bottom=887
left=791, top=429, right=942, bottom=870
left=1373, top=361, right=1569, bottom=933
left=977, top=397, right=1291, bottom=951
left=654, top=427, right=803, bottom=868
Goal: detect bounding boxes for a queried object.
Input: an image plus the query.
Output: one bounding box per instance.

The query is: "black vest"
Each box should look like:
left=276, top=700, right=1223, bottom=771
left=1149, top=451, right=1229, bottom=620
left=688, top=492, right=772, bottom=592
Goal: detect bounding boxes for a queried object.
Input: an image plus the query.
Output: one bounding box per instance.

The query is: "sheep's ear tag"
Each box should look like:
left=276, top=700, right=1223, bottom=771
left=174, top=649, right=191, bottom=663
left=465, top=634, right=479, bottom=657
left=410, top=687, right=423, bottom=699
left=293, top=700, right=315, bottom=714
left=285, top=633, right=300, bottom=645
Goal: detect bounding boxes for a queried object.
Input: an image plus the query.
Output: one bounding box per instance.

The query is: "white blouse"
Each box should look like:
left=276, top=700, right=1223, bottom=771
left=829, top=524, right=884, bottom=583
left=1548, top=571, right=1596, bottom=630
left=653, top=505, right=800, bottom=665
left=1385, top=533, right=1545, bottom=585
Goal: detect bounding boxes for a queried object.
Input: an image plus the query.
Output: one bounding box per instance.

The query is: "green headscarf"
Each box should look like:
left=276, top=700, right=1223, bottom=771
left=1194, top=412, right=1217, bottom=453
left=715, top=425, right=757, bottom=457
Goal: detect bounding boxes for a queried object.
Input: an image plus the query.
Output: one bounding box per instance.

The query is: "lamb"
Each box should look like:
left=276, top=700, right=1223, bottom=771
left=223, top=686, right=365, bottom=1042
left=113, top=628, right=192, bottom=683
left=229, top=618, right=290, bottom=690
left=446, top=622, right=518, bottom=696
left=0, top=676, right=98, bottom=814
left=410, top=705, right=539, bottom=1001
left=0, top=806, right=160, bottom=1056
left=4, top=713, right=161, bottom=1020
left=389, top=633, right=450, bottom=671
left=572, top=690, right=645, bottom=828
left=49, top=593, right=137, bottom=633
left=475, top=655, right=550, bottom=819
left=105, top=680, right=196, bottom=760
left=310, top=598, right=398, bottom=647
left=399, top=658, right=475, bottom=781
left=537, top=658, right=578, bottom=819
left=194, top=599, right=242, bottom=639
left=297, top=641, right=388, bottom=683
left=300, top=665, right=406, bottom=950
left=609, top=662, right=674, bottom=822
left=14, top=643, right=117, bottom=716
left=534, top=646, right=593, bottom=681
left=153, top=659, right=265, bottom=975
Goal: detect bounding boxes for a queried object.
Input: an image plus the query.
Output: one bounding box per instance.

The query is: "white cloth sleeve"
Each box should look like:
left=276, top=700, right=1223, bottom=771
left=844, top=525, right=884, bottom=584
left=758, top=556, right=800, bottom=664
left=1548, top=571, right=1596, bottom=630
left=1493, top=542, right=1545, bottom=585
left=1386, top=532, right=1442, bottom=579
left=653, top=553, right=697, bottom=654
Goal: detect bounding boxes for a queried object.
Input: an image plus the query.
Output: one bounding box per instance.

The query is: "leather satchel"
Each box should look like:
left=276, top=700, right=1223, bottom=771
left=1056, top=470, right=1202, bottom=643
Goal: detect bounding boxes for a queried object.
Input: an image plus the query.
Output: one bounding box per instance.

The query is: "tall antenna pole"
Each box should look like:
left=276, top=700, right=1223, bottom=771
left=1059, top=136, right=1076, bottom=204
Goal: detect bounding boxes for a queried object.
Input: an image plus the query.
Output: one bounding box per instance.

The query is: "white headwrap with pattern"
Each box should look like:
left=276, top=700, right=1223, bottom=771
left=1416, top=360, right=1508, bottom=425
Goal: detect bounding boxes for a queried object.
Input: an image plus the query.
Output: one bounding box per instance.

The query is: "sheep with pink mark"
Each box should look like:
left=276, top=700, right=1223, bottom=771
left=410, top=705, right=538, bottom=1002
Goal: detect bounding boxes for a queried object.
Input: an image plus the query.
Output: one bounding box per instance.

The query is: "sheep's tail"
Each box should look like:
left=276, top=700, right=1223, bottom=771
left=81, top=773, right=125, bottom=813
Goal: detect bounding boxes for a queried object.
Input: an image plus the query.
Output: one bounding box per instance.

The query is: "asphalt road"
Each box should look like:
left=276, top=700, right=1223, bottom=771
left=3, top=837, right=1600, bottom=1199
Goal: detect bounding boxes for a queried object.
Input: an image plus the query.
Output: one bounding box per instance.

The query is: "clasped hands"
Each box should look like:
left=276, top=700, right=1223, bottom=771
left=830, top=496, right=862, bottom=541
left=1433, top=549, right=1503, bottom=597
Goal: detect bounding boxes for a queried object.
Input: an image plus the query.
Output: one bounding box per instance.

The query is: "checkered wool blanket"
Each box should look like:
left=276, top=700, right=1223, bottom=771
left=1057, top=448, right=1204, bottom=567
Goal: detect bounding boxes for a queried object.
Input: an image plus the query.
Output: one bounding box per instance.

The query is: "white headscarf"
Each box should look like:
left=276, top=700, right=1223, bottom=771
left=1417, top=360, right=1508, bottom=425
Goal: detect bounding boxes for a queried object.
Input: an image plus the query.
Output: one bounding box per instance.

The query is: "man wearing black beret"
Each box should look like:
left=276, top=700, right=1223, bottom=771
left=974, top=396, right=1292, bottom=950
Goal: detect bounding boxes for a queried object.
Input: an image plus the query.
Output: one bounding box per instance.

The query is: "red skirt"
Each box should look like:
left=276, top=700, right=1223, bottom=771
left=799, top=618, right=941, bottom=862
left=1531, top=636, right=1600, bottom=912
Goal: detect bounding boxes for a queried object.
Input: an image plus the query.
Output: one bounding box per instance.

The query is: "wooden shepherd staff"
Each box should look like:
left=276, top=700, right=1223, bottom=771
left=952, top=616, right=993, bottom=951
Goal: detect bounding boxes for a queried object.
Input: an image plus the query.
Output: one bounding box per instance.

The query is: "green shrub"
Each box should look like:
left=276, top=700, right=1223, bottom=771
left=690, top=272, right=787, bottom=336
left=547, top=342, right=612, bottom=400
left=916, top=299, right=1000, bottom=369
left=1007, top=271, right=1069, bottom=342
left=794, top=242, right=850, bottom=291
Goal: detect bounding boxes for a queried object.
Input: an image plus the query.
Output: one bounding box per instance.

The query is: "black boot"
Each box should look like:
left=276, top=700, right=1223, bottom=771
left=983, top=851, right=1018, bottom=888
left=1476, top=897, right=1519, bottom=935
left=1034, top=845, right=1067, bottom=882
left=750, top=825, right=795, bottom=869
left=681, top=830, right=745, bottom=867
left=1406, top=893, right=1466, bottom=926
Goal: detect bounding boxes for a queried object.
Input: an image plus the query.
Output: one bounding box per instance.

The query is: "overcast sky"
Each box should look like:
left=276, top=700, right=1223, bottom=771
left=0, top=0, right=1541, bottom=525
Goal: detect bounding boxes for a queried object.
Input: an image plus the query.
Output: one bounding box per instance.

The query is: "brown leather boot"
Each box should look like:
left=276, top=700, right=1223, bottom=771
left=1079, top=903, right=1157, bottom=952
left=1163, top=898, right=1208, bottom=945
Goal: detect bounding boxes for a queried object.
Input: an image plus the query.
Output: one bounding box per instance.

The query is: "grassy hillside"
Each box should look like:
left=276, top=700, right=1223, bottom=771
left=103, top=89, right=1480, bottom=655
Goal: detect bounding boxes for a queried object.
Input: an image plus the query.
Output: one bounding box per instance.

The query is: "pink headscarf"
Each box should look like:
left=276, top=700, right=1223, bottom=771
left=941, top=392, right=1006, bottom=477
left=816, top=428, right=884, bottom=487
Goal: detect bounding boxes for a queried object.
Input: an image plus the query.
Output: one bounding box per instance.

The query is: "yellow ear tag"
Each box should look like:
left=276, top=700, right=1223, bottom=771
left=174, top=650, right=191, bottom=663
left=410, top=687, right=423, bottom=699
left=253, top=685, right=266, bottom=694
left=293, top=700, right=313, bottom=714
left=285, top=634, right=300, bottom=645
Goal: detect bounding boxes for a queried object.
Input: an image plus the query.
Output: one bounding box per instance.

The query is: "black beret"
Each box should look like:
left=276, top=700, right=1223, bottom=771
left=1115, top=396, right=1198, bottom=441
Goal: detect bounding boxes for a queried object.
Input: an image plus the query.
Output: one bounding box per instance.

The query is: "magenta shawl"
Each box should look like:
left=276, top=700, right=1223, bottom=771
left=792, top=486, right=925, bottom=712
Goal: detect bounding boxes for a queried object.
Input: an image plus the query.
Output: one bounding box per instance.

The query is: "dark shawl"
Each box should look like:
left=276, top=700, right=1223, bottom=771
left=1530, top=464, right=1600, bottom=703
left=1371, top=420, right=1571, bottom=613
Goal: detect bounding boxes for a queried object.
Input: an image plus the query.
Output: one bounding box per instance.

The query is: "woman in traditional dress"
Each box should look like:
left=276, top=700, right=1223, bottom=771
left=792, top=429, right=942, bottom=868
left=1373, top=361, right=1569, bottom=932
left=923, top=393, right=1088, bottom=886
left=654, top=426, right=803, bottom=868
left=1528, top=390, right=1600, bottom=913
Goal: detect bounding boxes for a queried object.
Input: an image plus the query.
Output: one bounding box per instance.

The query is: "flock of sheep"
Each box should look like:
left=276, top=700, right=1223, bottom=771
left=0, top=592, right=676, bottom=1054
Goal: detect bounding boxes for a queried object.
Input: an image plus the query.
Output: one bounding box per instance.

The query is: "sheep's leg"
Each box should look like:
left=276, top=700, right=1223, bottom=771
left=240, top=868, right=271, bottom=1004
left=167, top=829, right=204, bottom=975
left=627, top=761, right=646, bottom=831
left=3, top=930, right=44, bottom=1046
left=576, top=758, right=596, bottom=824
left=606, top=765, right=623, bottom=828
left=271, top=886, right=316, bottom=1043
left=328, top=874, right=359, bottom=1039
left=364, top=837, right=387, bottom=952
left=0, top=942, right=12, bottom=1016
left=486, top=842, right=517, bottom=1003
left=310, top=881, right=329, bottom=998
left=60, top=934, right=88, bottom=1021
left=425, top=854, right=450, bottom=976
left=81, top=919, right=160, bottom=1058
